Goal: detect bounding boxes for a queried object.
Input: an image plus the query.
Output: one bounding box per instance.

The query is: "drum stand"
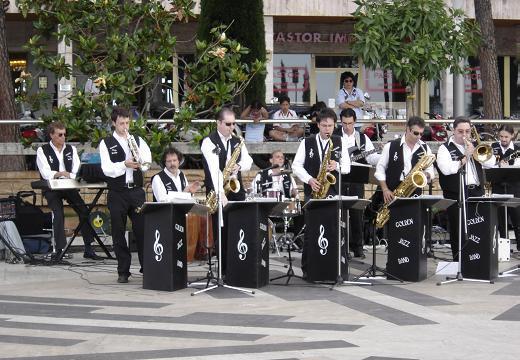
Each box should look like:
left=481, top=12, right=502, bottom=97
left=189, top=213, right=218, bottom=288
left=270, top=215, right=303, bottom=285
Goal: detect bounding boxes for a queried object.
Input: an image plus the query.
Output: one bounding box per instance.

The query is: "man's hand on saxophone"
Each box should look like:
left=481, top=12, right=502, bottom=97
left=326, top=159, right=337, bottom=172
left=381, top=183, right=395, bottom=203
left=308, top=178, right=322, bottom=193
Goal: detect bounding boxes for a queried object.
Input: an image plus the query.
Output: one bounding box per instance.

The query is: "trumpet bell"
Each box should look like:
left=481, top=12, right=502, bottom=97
left=473, top=144, right=493, bottom=162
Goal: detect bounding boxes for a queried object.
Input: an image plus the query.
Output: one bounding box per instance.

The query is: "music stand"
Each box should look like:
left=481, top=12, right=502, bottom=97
left=485, top=168, right=520, bottom=276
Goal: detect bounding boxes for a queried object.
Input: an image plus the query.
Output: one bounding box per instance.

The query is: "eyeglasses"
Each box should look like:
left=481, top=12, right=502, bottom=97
left=411, top=130, right=424, bottom=136
left=224, top=122, right=236, bottom=127
left=344, top=79, right=353, bottom=83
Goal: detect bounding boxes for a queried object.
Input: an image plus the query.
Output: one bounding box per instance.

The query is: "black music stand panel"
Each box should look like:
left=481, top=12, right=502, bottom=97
left=341, top=164, right=370, bottom=184
left=464, top=196, right=520, bottom=281
left=387, top=197, right=454, bottom=282
left=142, top=202, right=195, bottom=291
left=303, top=198, right=347, bottom=282
left=225, top=200, right=278, bottom=288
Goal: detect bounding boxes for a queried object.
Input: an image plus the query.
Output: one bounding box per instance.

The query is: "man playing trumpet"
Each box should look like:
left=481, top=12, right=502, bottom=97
left=436, top=117, right=495, bottom=261
left=99, top=107, right=152, bottom=283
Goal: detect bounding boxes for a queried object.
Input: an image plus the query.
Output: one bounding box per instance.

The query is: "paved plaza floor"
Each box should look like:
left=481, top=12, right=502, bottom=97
left=0, top=244, right=519, bottom=360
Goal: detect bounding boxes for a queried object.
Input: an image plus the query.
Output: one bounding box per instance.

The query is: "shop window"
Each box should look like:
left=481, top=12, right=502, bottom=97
left=272, top=54, right=311, bottom=104
left=315, top=56, right=358, bottom=69
left=463, top=56, right=504, bottom=116
left=362, top=66, right=407, bottom=119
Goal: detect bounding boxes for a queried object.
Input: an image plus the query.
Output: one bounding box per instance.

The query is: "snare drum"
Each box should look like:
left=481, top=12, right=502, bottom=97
left=265, top=188, right=281, bottom=199
left=283, top=199, right=301, bottom=217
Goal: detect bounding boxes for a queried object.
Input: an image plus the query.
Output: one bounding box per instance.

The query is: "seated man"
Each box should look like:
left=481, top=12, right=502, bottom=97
left=269, top=95, right=304, bottom=141
left=151, top=146, right=200, bottom=202
left=36, top=121, right=101, bottom=260
left=251, top=150, right=298, bottom=199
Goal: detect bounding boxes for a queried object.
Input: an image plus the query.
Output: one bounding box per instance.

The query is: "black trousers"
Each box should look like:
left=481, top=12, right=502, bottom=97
left=492, top=183, right=520, bottom=238
left=43, top=189, right=95, bottom=251
left=342, top=182, right=365, bottom=253
left=107, top=188, right=145, bottom=276
left=443, top=186, right=484, bottom=261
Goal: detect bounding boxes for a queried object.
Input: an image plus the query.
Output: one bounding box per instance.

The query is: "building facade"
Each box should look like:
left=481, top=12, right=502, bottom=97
left=5, top=0, right=520, bottom=118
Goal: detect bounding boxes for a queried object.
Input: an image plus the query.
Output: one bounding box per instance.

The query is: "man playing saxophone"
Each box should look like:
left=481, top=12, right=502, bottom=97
left=375, top=116, right=435, bottom=205
left=292, top=108, right=351, bottom=278
left=200, top=107, right=253, bottom=273
left=99, top=107, right=152, bottom=283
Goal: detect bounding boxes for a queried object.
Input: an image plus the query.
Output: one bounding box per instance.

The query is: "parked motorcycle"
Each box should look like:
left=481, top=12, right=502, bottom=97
left=422, top=111, right=449, bottom=142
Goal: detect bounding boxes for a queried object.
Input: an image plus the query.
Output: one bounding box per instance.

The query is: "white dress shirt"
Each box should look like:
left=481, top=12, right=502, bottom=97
left=36, top=142, right=80, bottom=180
left=484, top=142, right=520, bottom=169
left=437, top=137, right=495, bottom=185
left=375, top=135, right=435, bottom=182
left=292, top=134, right=351, bottom=184
left=99, top=131, right=152, bottom=183
left=151, top=168, right=191, bottom=202
left=340, top=129, right=380, bottom=166
left=272, top=109, right=299, bottom=129
left=200, top=131, right=253, bottom=193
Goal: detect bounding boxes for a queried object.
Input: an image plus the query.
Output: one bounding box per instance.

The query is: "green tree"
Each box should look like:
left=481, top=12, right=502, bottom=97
left=198, top=0, right=266, bottom=105
left=351, top=0, right=481, bottom=116
left=0, top=0, right=25, bottom=171
left=16, top=0, right=264, bottom=162
left=474, top=0, right=502, bottom=119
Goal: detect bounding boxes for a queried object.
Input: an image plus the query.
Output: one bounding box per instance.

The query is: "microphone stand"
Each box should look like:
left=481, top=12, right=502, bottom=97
left=192, top=146, right=254, bottom=295
left=438, top=155, right=491, bottom=285
left=332, top=139, right=371, bottom=289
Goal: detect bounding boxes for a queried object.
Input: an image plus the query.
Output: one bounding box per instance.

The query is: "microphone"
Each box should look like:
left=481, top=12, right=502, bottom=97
left=263, top=164, right=280, bottom=171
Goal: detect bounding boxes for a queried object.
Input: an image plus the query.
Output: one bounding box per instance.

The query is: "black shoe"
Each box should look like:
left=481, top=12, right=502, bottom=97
left=117, top=274, right=129, bottom=283
left=83, top=252, right=103, bottom=260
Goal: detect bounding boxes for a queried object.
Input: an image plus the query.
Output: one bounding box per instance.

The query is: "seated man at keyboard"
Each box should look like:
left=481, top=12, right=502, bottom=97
left=151, top=146, right=200, bottom=202
left=36, top=121, right=101, bottom=260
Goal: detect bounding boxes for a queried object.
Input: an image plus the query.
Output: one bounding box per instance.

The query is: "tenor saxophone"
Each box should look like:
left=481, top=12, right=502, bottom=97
left=206, top=136, right=244, bottom=214
left=312, top=137, right=337, bottom=199
left=375, top=153, right=436, bottom=228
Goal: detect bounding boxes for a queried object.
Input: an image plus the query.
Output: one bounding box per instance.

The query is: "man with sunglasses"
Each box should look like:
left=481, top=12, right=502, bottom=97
left=375, top=116, right=434, bottom=205
left=36, top=121, right=101, bottom=261
left=201, top=107, right=253, bottom=274
left=336, top=71, right=365, bottom=130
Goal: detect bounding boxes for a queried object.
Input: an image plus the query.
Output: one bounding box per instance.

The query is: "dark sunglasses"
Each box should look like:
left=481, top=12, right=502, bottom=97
left=224, top=122, right=236, bottom=127
left=56, top=133, right=66, bottom=137
left=411, top=130, right=424, bottom=136
left=344, top=79, right=353, bottom=83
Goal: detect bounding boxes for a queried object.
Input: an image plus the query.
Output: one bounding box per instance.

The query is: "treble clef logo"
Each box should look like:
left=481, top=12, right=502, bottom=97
left=154, top=229, right=163, bottom=262
left=237, top=229, right=248, bottom=260
left=318, top=225, right=328, bottom=255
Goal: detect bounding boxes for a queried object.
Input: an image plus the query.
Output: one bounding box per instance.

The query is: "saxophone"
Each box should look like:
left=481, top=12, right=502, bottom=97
left=206, top=136, right=244, bottom=214
left=125, top=129, right=151, bottom=172
left=375, top=153, right=436, bottom=228
left=312, top=137, right=337, bottom=199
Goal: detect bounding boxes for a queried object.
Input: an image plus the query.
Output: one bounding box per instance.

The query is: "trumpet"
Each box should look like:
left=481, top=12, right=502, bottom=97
left=465, top=127, right=493, bottom=163
left=125, top=129, right=151, bottom=172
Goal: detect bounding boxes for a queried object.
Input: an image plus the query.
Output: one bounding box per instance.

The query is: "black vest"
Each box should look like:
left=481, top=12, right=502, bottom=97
left=152, top=170, right=187, bottom=201
left=302, top=134, right=342, bottom=197
left=201, top=131, right=245, bottom=200
left=333, top=128, right=368, bottom=165
left=491, top=142, right=520, bottom=191
left=492, top=142, right=520, bottom=165
left=41, top=143, right=73, bottom=174
left=103, top=135, right=143, bottom=190
left=385, top=139, right=425, bottom=192
left=258, top=170, right=292, bottom=198
left=436, top=141, right=484, bottom=193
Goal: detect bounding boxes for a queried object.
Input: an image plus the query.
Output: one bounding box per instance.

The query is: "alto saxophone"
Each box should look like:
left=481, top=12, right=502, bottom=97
left=312, top=137, right=337, bottom=199
left=206, top=136, right=244, bottom=214
left=125, top=129, right=151, bottom=172
left=375, top=153, right=436, bottom=228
